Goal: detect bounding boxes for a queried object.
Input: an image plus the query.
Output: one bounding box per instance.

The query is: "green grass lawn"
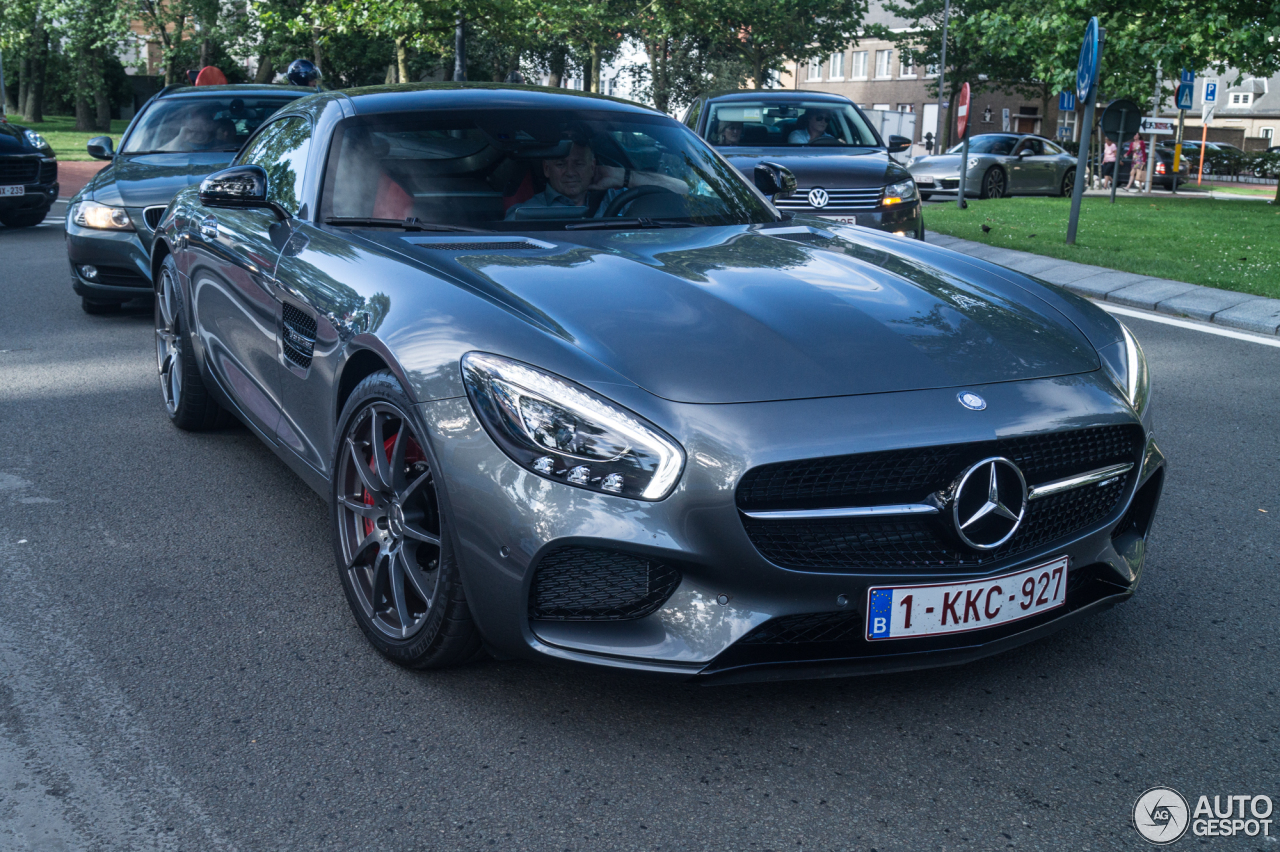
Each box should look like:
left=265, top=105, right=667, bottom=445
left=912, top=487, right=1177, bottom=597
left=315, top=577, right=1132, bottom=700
left=10, top=115, right=129, bottom=161
left=925, top=196, right=1280, bottom=299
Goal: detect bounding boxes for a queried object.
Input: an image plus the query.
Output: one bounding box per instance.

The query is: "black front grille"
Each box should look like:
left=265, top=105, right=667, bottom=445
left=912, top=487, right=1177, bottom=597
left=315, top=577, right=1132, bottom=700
left=0, top=160, right=40, bottom=185
left=737, top=610, right=865, bottom=644
left=529, top=547, right=681, bottom=621
left=94, top=265, right=149, bottom=288
left=281, top=303, right=317, bottom=369
left=738, top=426, right=1144, bottom=573
left=39, top=160, right=57, bottom=184
left=143, top=206, right=166, bottom=230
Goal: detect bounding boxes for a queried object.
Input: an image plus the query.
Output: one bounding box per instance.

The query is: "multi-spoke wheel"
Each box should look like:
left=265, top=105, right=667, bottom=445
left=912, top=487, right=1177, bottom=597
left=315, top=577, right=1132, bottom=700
left=979, top=166, right=1007, bottom=199
left=153, top=253, right=226, bottom=431
left=1060, top=168, right=1076, bottom=197
left=332, top=372, right=482, bottom=667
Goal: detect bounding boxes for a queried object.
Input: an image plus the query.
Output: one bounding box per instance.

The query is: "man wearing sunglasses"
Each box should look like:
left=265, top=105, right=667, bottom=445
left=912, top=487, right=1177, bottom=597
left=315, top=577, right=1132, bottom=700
left=787, top=110, right=835, bottom=144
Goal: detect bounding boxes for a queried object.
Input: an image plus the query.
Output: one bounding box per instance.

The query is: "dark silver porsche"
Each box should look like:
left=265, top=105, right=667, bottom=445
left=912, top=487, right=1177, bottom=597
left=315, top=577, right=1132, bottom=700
left=150, top=84, right=1164, bottom=682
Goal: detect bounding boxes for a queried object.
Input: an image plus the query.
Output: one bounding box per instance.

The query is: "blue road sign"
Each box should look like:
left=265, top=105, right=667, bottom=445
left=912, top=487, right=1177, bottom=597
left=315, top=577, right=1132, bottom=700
left=1180, top=68, right=1195, bottom=84
left=1176, top=83, right=1193, bottom=110
left=1059, top=91, right=1076, bottom=111
left=1076, top=18, right=1100, bottom=103
left=1204, top=81, right=1217, bottom=102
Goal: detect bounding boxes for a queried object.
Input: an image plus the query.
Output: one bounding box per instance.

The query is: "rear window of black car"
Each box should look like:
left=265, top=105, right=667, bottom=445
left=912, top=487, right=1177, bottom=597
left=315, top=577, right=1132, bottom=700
left=121, top=95, right=300, bottom=154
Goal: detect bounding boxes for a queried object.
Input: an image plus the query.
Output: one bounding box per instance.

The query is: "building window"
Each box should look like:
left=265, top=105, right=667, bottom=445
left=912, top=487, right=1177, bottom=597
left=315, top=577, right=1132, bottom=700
left=924, top=63, right=938, bottom=78
left=829, top=52, right=845, bottom=80
left=898, top=104, right=914, bottom=112
left=1229, top=92, right=1253, bottom=106
left=982, top=106, right=993, bottom=123
left=875, top=50, right=893, bottom=79
left=900, top=58, right=916, bottom=78
left=872, top=103, right=891, bottom=111
left=1261, top=127, right=1274, bottom=141
left=851, top=51, right=868, bottom=79
left=807, top=58, right=822, bottom=81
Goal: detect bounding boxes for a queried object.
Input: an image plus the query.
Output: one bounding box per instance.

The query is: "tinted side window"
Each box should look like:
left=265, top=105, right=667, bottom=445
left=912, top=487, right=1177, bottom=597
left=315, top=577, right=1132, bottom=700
left=238, top=116, right=312, bottom=215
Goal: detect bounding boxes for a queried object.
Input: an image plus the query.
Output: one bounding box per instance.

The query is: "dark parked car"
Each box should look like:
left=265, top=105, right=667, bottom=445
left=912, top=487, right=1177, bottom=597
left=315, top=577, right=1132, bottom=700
left=150, top=84, right=1163, bottom=682
left=908, top=133, right=1077, bottom=199
left=681, top=90, right=922, bottom=238
left=0, top=117, right=58, bottom=228
left=65, top=83, right=309, bottom=314
left=1100, top=143, right=1189, bottom=189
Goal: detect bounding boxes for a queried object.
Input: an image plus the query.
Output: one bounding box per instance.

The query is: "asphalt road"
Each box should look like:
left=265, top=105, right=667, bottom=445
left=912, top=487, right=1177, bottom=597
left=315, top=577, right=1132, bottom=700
left=1, top=213, right=1276, bottom=852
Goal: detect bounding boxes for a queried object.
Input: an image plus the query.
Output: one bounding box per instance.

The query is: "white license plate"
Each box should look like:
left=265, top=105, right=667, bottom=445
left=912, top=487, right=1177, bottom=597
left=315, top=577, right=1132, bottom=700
left=0, top=185, right=25, bottom=197
left=819, top=215, right=859, bottom=225
left=867, top=556, right=1069, bottom=640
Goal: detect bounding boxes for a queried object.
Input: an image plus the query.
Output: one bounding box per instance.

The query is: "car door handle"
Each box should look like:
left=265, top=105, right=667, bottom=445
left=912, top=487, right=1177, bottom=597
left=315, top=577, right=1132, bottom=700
left=199, top=215, right=219, bottom=241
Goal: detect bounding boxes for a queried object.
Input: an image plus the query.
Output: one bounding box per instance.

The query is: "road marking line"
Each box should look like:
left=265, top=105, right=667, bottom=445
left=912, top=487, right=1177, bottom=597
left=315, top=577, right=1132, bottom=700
left=1099, top=303, right=1280, bottom=349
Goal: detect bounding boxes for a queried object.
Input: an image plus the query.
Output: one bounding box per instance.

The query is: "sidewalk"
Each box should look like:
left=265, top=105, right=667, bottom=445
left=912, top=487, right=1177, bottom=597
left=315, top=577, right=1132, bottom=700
left=924, top=230, right=1280, bottom=336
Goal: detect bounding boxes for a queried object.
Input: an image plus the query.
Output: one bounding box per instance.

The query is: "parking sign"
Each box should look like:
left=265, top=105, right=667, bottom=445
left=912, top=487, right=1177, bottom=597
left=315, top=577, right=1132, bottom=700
left=1204, top=81, right=1217, bottom=102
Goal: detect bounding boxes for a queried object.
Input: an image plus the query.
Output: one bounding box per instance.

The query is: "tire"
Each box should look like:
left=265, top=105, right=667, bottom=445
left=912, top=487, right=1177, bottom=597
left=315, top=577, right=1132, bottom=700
left=332, top=371, right=482, bottom=669
left=81, top=298, right=122, bottom=315
left=1060, top=169, right=1076, bottom=197
left=0, top=207, right=50, bottom=228
left=154, top=253, right=227, bottom=430
left=979, top=166, right=1007, bottom=199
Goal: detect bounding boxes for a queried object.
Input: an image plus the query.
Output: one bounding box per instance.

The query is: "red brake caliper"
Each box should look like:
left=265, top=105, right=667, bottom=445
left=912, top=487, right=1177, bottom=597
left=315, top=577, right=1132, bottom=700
left=361, top=430, right=426, bottom=538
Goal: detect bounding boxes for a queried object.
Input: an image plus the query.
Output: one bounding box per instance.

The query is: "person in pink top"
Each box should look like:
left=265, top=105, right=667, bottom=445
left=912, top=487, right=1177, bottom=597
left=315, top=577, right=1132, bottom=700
left=1125, top=132, right=1147, bottom=191
left=1101, top=137, right=1118, bottom=187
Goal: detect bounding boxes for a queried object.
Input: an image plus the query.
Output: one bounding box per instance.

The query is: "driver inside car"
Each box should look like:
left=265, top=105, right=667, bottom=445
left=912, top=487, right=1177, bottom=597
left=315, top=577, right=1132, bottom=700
left=505, top=136, right=688, bottom=219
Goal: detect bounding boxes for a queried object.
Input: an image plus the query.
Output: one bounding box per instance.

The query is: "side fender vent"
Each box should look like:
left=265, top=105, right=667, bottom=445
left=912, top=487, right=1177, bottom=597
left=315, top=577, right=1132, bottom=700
left=281, top=303, right=317, bottom=369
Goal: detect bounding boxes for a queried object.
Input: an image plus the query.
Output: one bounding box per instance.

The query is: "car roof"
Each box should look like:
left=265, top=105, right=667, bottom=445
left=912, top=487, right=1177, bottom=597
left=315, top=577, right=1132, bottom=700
left=336, top=83, right=663, bottom=117
left=156, top=83, right=314, bottom=99
left=703, top=89, right=854, bottom=105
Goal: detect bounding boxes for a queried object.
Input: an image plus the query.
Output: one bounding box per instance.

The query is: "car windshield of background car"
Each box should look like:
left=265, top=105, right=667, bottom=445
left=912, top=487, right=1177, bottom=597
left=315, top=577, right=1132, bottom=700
left=121, top=96, right=300, bottom=154
left=705, top=102, right=880, bottom=148
left=320, top=109, right=779, bottom=231
left=947, top=135, right=1016, bottom=155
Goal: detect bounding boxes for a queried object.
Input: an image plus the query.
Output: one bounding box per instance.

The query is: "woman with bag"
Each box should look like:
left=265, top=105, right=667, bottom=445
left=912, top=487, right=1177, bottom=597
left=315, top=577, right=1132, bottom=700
left=1125, top=132, right=1147, bottom=191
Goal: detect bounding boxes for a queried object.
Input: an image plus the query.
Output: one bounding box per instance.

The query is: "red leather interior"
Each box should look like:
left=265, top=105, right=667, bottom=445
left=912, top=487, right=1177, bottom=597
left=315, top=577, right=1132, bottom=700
left=372, top=173, right=413, bottom=220
left=503, top=172, right=536, bottom=212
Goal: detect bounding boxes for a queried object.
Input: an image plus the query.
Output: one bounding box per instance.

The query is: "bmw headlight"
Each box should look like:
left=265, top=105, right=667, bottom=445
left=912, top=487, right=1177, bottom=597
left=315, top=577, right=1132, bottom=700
left=1099, top=322, right=1150, bottom=416
left=881, top=179, right=917, bottom=207
left=71, top=200, right=134, bottom=231
left=461, top=352, right=685, bottom=500
left=23, top=129, right=50, bottom=151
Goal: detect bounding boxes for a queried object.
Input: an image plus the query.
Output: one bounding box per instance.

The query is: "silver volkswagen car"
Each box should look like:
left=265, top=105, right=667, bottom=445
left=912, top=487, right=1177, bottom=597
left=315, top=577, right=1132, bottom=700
left=909, top=133, right=1077, bottom=200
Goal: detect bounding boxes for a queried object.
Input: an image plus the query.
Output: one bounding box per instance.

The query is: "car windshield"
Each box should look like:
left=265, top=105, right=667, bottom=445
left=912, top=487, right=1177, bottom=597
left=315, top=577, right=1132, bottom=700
left=704, top=101, right=881, bottom=148
left=946, top=136, right=1016, bottom=155
left=122, top=95, right=300, bottom=154
left=320, top=108, right=779, bottom=231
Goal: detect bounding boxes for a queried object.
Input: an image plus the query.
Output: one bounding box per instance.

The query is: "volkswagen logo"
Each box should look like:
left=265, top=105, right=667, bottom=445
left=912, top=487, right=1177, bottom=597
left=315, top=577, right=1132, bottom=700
left=958, top=391, right=986, bottom=410
left=807, top=187, right=830, bottom=209
left=950, top=457, right=1027, bottom=550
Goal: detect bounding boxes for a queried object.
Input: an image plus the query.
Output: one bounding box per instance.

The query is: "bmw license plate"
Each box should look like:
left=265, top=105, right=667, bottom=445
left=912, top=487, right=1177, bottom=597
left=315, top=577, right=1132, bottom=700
left=866, top=556, right=1068, bottom=640
left=0, top=185, right=24, bottom=197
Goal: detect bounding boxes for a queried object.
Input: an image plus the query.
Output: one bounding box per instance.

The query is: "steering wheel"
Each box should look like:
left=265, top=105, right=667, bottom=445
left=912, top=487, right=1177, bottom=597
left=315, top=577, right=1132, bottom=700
left=603, top=184, right=671, bottom=217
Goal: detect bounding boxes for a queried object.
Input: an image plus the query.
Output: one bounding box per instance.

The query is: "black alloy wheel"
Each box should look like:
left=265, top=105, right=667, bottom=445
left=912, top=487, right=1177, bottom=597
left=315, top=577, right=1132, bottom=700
left=1060, top=169, right=1076, bottom=197
left=332, top=372, right=482, bottom=668
left=154, top=254, right=228, bottom=430
left=980, top=166, right=1007, bottom=199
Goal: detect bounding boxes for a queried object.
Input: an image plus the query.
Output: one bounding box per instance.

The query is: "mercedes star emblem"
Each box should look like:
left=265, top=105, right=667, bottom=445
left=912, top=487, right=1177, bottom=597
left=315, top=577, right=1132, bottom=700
left=950, top=457, right=1027, bottom=550
left=807, top=187, right=830, bottom=209
left=958, top=391, right=986, bottom=410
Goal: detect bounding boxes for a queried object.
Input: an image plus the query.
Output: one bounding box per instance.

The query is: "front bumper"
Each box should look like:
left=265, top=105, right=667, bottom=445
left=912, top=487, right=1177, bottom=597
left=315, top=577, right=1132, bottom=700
left=781, top=201, right=924, bottom=238
left=0, top=180, right=58, bottom=214
left=65, top=210, right=156, bottom=302
left=421, top=372, right=1163, bottom=683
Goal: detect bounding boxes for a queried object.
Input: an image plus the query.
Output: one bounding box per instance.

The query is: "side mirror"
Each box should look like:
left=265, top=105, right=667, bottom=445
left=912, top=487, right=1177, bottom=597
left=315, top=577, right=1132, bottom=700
left=198, top=165, right=288, bottom=220
left=887, top=135, right=912, bottom=154
left=87, top=136, right=114, bottom=161
left=754, top=162, right=797, bottom=201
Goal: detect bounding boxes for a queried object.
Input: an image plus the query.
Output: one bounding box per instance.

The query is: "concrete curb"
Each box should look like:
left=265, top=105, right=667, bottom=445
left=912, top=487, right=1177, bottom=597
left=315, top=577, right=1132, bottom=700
left=924, top=230, right=1280, bottom=336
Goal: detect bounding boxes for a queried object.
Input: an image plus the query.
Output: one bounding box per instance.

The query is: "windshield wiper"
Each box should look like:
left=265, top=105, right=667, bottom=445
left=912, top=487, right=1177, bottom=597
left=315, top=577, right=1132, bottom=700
left=564, top=218, right=696, bottom=231
left=324, top=217, right=490, bottom=233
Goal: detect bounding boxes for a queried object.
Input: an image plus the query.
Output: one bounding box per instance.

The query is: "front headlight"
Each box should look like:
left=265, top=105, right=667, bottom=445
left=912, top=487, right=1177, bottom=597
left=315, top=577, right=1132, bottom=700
left=881, top=179, right=917, bottom=207
left=72, top=200, right=134, bottom=231
left=1100, top=322, right=1150, bottom=416
left=967, top=157, right=981, bottom=170
left=461, top=352, right=685, bottom=500
left=22, top=129, right=49, bottom=151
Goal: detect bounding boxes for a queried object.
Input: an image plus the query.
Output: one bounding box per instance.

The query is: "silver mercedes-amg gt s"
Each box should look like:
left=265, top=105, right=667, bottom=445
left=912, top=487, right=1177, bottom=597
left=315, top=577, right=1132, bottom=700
left=150, top=84, right=1164, bottom=683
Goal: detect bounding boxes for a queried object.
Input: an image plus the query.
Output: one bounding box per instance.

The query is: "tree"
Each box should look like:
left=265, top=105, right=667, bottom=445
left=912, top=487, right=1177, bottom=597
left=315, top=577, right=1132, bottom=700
left=718, top=0, right=868, bottom=89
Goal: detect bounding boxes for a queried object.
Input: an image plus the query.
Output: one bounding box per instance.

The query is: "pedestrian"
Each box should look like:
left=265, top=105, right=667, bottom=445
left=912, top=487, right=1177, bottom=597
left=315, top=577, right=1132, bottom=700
left=1125, top=131, right=1147, bottom=192
left=1101, top=137, right=1117, bottom=187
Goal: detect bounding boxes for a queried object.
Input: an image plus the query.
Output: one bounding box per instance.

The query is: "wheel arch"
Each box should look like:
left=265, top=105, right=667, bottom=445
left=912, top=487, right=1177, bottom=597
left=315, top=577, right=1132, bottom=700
left=150, top=238, right=173, bottom=292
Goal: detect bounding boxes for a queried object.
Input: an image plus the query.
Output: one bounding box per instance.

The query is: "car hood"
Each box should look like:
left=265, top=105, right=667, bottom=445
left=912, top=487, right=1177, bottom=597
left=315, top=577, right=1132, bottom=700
left=721, top=148, right=901, bottom=187
left=0, top=122, right=36, bottom=154
left=404, top=224, right=1100, bottom=404
left=89, top=152, right=238, bottom=207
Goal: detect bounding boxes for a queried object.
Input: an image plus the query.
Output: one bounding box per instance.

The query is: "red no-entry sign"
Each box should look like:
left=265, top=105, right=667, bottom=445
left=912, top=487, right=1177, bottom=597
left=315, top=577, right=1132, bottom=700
left=957, top=83, right=971, bottom=138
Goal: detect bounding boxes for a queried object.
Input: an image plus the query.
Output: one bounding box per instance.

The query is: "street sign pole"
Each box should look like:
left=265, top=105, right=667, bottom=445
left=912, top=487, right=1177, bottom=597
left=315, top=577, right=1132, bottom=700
left=936, top=0, right=951, bottom=152
left=1173, top=109, right=1185, bottom=194
left=1144, top=63, right=1160, bottom=193
left=1067, top=19, right=1103, bottom=245
left=1197, top=81, right=1216, bottom=185
left=1110, top=106, right=1126, bottom=203
left=955, top=82, right=971, bottom=209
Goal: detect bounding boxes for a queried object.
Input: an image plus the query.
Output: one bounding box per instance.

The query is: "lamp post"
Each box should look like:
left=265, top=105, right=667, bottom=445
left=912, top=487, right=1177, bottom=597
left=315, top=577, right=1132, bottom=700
left=935, top=0, right=950, bottom=151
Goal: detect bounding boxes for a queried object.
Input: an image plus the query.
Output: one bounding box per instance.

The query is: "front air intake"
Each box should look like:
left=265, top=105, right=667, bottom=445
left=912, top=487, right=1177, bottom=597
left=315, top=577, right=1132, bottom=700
left=528, top=547, right=681, bottom=621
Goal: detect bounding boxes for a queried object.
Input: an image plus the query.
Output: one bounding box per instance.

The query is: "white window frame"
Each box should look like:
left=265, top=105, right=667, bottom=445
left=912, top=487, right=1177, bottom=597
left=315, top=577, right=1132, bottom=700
left=875, top=49, right=893, bottom=79
left=807, top=58, right=822, bottom=81
left=900, top=58, right=916, bottom=78
left=828, top=51, right=845, bottom=80
left=850, top=51, right=868, bottom=80
left=897, top=104, right=914, bottom=113
left=1260, top=127, right=1274, bottom=141
left=1230, top=92, right=1252, bottom=106
left=924, top=63, right=939, bottom=78
left=872, top=102, right=891, bottom=111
